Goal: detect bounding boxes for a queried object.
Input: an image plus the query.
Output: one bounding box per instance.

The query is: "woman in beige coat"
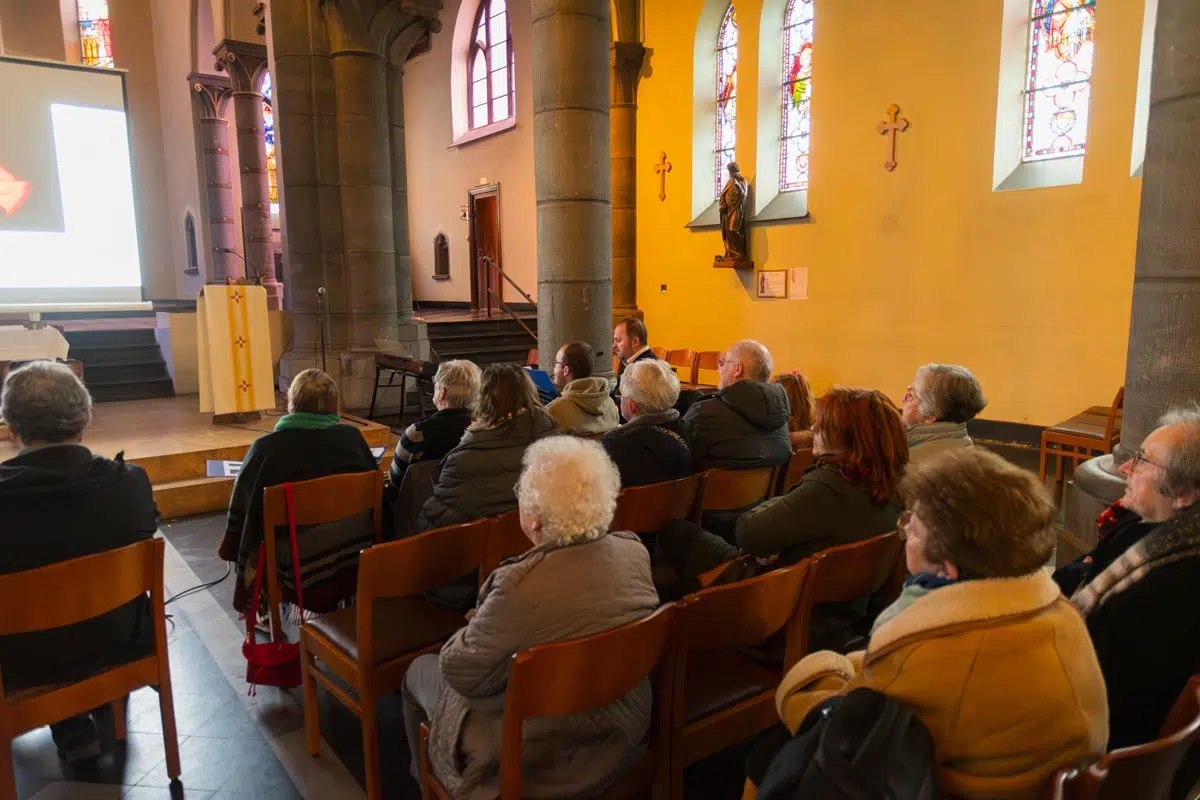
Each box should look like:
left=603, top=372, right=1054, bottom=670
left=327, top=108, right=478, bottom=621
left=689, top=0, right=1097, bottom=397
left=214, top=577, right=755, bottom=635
left=760, top=449, right=1107, bottom=799
left=402, top=436, right=659, bottom=800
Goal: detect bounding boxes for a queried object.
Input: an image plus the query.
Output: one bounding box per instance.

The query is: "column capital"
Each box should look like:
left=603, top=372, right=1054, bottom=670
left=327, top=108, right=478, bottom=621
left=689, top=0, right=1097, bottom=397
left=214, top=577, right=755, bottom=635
left=189, top=72, right=232, bottom=118
left=213, top=39, right=269, bottom=93
left=611, top=41, right=646, bottom=106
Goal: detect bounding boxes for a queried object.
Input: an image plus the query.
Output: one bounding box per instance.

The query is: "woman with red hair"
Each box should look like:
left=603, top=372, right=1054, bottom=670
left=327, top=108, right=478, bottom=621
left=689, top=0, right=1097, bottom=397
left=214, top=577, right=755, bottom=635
left=658, top=387, right=907, bottom=650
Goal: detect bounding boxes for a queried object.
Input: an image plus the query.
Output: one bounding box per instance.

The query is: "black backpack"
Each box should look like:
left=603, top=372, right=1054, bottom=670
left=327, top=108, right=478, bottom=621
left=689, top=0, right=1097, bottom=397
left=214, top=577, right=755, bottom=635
left=756, top=688, right=943, bottom=800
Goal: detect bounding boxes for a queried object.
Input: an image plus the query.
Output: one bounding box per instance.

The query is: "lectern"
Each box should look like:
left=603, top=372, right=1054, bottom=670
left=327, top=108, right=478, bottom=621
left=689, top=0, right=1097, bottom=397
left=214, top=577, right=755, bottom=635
left=197, top=284, right=275, bottom=415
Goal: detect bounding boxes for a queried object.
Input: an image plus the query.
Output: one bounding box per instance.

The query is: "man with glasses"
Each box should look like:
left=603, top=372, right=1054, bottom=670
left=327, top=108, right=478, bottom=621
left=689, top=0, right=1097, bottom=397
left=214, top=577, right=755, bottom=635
left=1053, top=411, right=1200, bottom=596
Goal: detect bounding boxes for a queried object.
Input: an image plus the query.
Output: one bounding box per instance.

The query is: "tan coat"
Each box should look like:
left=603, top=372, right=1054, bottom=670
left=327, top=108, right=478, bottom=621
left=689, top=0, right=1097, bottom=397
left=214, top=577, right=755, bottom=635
left=774, top=570, right=1108, bottom=799
left=546, top=376, right=620, bottom=436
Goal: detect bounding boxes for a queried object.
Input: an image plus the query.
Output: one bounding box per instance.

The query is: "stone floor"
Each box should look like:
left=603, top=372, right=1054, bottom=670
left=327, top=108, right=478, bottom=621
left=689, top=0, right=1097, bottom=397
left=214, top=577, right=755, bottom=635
left=15, top=437, right=1074, bottom=800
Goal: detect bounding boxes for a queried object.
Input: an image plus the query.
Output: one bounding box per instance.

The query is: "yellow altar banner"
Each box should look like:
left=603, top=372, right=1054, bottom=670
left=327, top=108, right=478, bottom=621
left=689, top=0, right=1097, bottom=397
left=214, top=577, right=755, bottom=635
left=197, top=285, right=275, bottom=414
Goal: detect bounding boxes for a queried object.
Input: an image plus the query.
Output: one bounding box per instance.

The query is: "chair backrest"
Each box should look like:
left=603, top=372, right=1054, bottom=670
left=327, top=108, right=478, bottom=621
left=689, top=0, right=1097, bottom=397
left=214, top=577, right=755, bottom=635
left=789, top=532, right=903, bottom=660
left=774, top=448, right=815, bottom=496
left=665, top=349, right=698, bottom=381
left=499, top=603, right=678, bottom=798
left=694, top=350, right=721, bottom=386
left=263, top=470, right=384, bottom=545
left=527, top=348, right=539, bottom=367
left=480, top=511, right=531, bottom=587
left=697, top=467, right=778, bottom=514
left=650, top=346, right=668, bottom=360
left=1058, top=676, right=1200, bottom=800
left=1105, top=386, right=1125, bottom=444
left=677, top=559, right=810, bottom=653
left=610, top=474, right=703, bottom=533
left=0, top=538, right=162, bottom=643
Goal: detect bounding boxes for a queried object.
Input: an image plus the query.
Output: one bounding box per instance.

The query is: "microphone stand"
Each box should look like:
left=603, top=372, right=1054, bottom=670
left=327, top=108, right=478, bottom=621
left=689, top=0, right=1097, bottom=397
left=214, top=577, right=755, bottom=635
left=316, top=287, right=327, bottom=373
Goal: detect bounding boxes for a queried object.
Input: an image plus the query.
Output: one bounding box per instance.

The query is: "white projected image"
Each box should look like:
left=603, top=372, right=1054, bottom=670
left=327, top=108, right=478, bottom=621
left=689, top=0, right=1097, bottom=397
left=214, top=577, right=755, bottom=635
left=0, top=104, right=140, bottom=290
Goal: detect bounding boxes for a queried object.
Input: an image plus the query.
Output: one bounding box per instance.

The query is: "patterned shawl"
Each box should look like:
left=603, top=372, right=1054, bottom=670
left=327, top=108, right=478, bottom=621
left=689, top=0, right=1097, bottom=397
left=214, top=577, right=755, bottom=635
left=1073, top=502, right=1200, bottom=616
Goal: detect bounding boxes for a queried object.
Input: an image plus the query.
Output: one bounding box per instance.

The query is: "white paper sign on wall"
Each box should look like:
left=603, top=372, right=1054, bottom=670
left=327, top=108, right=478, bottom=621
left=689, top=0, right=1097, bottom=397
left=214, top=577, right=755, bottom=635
left=789, top=268, right=808, bottom=300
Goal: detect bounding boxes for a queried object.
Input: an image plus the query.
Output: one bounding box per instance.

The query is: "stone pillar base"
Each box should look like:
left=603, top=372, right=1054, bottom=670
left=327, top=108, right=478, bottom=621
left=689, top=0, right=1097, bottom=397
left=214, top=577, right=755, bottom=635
left=1064, top=454, right=1126, bottom=551
left=262, top=278, right=285, bottom=311
left=280, top=321, right=430, bottom=414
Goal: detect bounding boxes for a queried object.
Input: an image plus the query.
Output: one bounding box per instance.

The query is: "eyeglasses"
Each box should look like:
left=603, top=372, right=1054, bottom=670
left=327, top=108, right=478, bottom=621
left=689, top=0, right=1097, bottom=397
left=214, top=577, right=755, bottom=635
left=717, top=357, right=733, bottom=368
left=553, top=360, right=567, bottom=368
left=903, top=384, right=918, bottom=402
left=1130, top=448, right=1166, bottom=471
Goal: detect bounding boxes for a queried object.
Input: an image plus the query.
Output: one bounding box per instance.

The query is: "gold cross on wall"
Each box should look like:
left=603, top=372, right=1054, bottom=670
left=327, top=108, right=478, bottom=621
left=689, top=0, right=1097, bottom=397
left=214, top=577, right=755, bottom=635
left=877, top=104, right=910, bottom=172
left=654, top=151, right=673, bottom=202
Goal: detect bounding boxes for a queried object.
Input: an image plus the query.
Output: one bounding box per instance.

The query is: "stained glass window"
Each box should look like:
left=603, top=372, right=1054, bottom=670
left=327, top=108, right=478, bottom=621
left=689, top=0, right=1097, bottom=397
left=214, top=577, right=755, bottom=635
left=780, top=0, right=813, bottom=192
left=261, top=71, right=278, bottom=207
left=468, top=0, right=514, bottom=131
left=714, top=4, right=738, bottom=200
left=77, top=0, right=114, bottom=68
left=1023, top=0, right=1096, bottom=161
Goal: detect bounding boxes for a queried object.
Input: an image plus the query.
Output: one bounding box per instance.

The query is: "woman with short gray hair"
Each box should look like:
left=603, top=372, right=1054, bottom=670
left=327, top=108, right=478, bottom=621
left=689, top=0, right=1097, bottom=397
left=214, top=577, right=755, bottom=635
left=901, top=363, right=988, bottom=465
left=384, top=359, right=481, bottom=516
left=403, top=437, right=659, bottom=799
left=602, top=359, right=691, bottom=487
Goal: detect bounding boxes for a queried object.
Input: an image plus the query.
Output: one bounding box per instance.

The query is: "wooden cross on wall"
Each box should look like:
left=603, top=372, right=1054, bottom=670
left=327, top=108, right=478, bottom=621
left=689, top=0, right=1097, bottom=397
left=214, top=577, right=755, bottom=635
left=877, top=104, right=909, bottom=172
left=654, top=151, right=672, bottom=201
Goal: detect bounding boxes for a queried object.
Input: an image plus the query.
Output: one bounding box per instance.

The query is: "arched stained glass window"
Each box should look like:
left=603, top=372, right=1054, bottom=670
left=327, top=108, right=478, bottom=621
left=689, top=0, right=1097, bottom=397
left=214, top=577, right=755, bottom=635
left=77, top=0, right=115, bottom=68
left=1023, top=0, right=1096, bottom=161
left=468, top=0, right=515, bottom=131
left=261, top=71, right=278, bottom=208
left=780, top=0, right=813, bottom=192
left=714, top=4, right=738, bottom=200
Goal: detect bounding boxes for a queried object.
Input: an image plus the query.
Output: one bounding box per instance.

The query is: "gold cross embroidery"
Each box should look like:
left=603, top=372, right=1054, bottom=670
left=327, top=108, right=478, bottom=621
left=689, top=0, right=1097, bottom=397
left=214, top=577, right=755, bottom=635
left=231, top=289, right=242, bottom=304
left=235, top=335, right=247, bottom=349
left=238, top=380, right=250, bottom=393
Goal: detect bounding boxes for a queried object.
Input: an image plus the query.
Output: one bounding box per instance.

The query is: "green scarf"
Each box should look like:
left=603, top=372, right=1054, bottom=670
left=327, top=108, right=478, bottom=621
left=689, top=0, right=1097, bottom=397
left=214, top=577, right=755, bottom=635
left=274, top=412, right=341, bottom=432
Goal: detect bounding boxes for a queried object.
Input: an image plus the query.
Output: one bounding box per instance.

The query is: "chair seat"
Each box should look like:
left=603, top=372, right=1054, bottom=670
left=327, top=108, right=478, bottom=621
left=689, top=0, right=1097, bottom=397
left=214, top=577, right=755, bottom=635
left=684, top=649, right=779, bottom=725
left=307, top=595, right=466, bottom=665
left=1045, top=416, right=1120, bottom=439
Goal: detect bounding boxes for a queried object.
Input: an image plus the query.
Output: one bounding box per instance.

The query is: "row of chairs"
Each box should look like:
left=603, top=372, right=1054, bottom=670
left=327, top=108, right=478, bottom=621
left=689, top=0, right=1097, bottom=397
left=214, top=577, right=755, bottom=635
left=285, top=451, right=816, bottom=798
left=528, top=346, right=720, bottom=390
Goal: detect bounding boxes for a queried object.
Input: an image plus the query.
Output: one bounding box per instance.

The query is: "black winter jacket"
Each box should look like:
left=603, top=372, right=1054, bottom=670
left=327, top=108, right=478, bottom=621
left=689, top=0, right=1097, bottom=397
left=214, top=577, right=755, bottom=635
left=601, top=409, right=691, bottom=488
left=680, top=379, right=792, bottom=472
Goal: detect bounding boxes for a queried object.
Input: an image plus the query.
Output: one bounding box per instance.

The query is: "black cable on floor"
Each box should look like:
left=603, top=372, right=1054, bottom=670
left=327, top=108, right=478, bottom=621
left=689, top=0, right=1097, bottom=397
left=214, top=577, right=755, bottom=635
left=164, top=563, right=232, bottom=606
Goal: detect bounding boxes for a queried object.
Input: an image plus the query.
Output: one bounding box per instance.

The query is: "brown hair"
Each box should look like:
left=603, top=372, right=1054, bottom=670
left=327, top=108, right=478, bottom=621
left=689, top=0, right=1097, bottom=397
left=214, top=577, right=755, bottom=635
left=813, top=387, right=908, bottom=503
left=901, top=448, right=1055, bottom=580
left=618, top=316, right=648, bottom=347
left=472, top=362, right=542, bottom=431
left=560, top=341, right=595, bottom=380
left=288, top=368, right=339, bottom=414
left=772, top=372, right=816, bottom=433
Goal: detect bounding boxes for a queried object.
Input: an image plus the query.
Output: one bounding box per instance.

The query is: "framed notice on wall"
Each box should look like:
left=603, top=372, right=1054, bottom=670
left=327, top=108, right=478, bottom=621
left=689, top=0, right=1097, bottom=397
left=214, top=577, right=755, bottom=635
left=756, top=270, right=787, bottom=299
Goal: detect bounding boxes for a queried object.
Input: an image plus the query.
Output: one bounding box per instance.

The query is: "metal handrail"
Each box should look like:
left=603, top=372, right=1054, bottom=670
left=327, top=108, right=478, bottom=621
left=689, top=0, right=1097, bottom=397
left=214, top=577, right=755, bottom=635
left=480, top=256, right=537, bottom=342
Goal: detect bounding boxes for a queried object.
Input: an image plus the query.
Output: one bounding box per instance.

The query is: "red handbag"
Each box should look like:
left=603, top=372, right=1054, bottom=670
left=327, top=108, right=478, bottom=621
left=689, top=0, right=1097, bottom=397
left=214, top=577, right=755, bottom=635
left=243, top=482, right=304, bottom=694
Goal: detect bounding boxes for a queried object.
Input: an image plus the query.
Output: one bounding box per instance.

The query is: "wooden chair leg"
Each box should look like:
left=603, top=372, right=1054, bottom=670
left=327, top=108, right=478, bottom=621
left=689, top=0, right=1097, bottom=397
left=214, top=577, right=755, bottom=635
left=0, top=735, right=16, bottom=800
left=111, top=697, right=127, bottom=741
left=361, top=690, right=382, bottom=800
left=1038, top=437, right=1050, bottom=483
left=158, top=673, right=182, bottom=780
left=301, top=646, right=321, bottom=757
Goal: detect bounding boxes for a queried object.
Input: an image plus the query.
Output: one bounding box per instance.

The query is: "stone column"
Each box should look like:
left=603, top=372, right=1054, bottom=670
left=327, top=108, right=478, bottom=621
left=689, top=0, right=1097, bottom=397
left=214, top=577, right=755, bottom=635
left=214, top=40, right=284, bottom=309
left=190, top=73, right=240, bottom=283
left=611, top=41, right=644, bottom=324
left=533, top=0, right=613, bottom=374
left=1065, top=0, right=1200, bottom=543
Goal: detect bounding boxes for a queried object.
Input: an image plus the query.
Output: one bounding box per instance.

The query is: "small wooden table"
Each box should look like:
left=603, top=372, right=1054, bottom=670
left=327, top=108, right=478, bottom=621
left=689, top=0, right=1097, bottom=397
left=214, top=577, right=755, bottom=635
left=369, top=353, right=437, bottom=420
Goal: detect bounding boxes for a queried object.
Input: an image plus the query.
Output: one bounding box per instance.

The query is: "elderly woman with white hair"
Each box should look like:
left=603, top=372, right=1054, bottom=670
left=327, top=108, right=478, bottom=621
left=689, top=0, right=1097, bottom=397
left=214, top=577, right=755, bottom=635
left=901, top=363, right=988, bottom=465
left=602, top=358, right=691, bottom=487
left=402, top=437, right=660, bottom=800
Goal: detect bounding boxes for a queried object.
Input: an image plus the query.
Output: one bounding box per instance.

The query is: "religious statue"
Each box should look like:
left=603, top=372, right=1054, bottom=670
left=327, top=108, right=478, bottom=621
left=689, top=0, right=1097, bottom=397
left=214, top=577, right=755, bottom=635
left=716, top=162, right=751, bottom=267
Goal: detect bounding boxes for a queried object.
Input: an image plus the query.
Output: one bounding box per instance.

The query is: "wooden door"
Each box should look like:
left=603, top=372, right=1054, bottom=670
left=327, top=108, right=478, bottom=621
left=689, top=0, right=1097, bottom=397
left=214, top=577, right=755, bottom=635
left=469, top=184, right=502, bottom=314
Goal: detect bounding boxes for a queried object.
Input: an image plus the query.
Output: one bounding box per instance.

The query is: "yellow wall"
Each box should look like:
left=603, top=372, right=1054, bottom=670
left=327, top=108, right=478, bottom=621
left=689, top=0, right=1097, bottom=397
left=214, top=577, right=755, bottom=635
left=637, top=0, right=1146, bottom=426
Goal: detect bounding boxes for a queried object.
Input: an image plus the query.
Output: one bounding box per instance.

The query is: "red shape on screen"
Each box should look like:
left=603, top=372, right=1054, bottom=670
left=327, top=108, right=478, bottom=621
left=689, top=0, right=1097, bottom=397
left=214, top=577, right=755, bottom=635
left=0, top=164, right=32, bottom=217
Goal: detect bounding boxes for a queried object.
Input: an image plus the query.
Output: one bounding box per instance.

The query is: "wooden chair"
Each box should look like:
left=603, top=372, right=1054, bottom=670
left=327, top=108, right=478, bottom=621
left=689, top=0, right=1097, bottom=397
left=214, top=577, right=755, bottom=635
left=696, top=467, right=779, bottom=518
left=669, top=560, right=811, bottom=800
left=650, top=346, right=669, bottom=360
left=526, top=348, right=539, bottom=367
left=419, top=603, right=679, bottom=800
left=691, top=351, right=721, bottom=388
left=480, top=511, right=530, bottom=587
left=664, top=350, right=698, bottom=383
left=774, top=448, right=815, bottom=497
left=1039, top=387, right=1124, bottom=502
left=0, top=539, right=180, bottom=798
left=789, top=531, right=904, bottom=665
left=299, top=519, right=489, bottom=800
left=610, top=474, right=703, bottom=534
left=1052, top=675, right=1200, bottom=800
left=261, top=470, right=384, bottom=642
